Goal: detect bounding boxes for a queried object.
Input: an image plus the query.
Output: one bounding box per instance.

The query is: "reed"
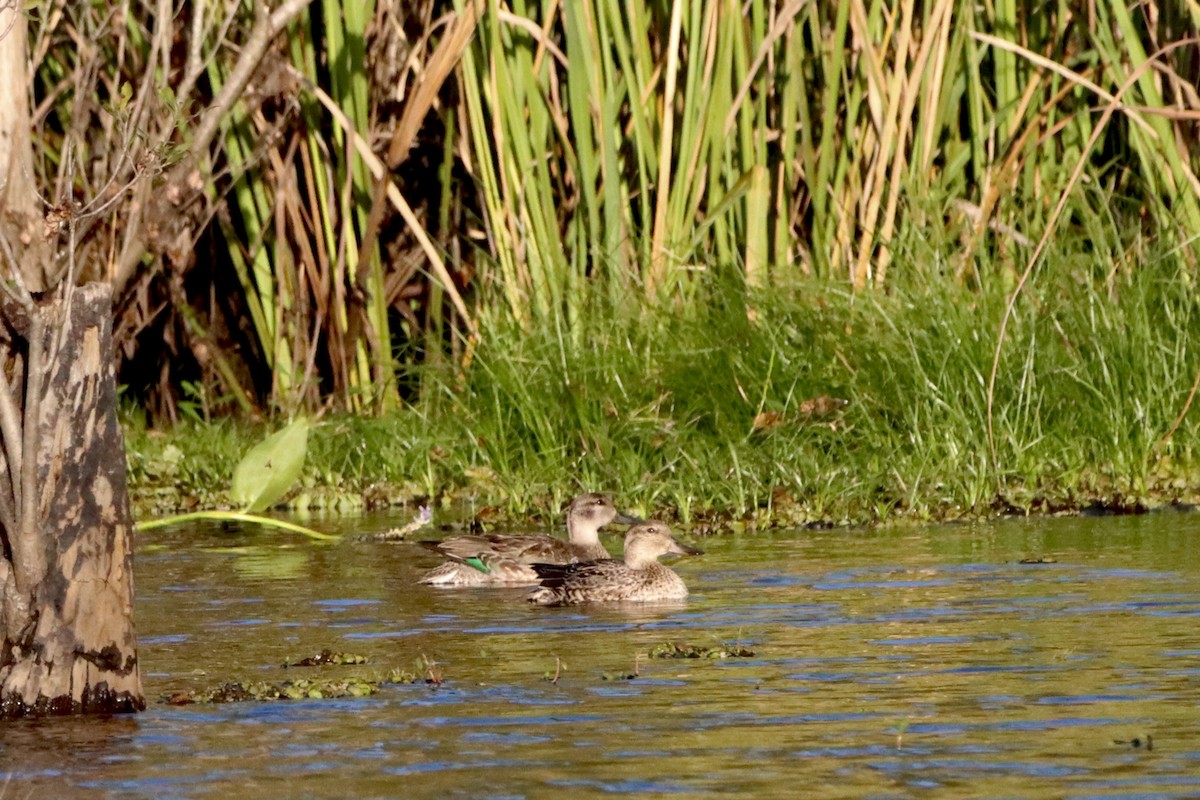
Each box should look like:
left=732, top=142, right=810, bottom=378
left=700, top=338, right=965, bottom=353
left=210, top=1, right=398, bottom=413
left=444, top=0, right=1200, bottom=327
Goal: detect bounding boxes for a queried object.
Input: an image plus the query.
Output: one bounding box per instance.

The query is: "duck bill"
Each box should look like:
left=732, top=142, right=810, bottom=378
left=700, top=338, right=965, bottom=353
left=668, top=539, right=704, bottom=556
left=613, top=512, right=645, bottom=525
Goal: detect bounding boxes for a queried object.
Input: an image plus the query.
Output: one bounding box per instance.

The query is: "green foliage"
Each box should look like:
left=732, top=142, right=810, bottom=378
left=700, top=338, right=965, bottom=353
left=135, top=418, right=331, bottom=541
left=230, top=417, right=310, bottom=513
left=44, top=0, right=1199, bottom=517
left=439, top=245, right=1200, bottom=521
left=201, top=1, right=396, bottom=413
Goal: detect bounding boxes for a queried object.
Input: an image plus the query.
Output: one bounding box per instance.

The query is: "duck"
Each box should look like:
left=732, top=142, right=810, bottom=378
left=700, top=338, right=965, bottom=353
left=417, top=493, right=639, bottom=586
left=526, top=520, right=702, bottom=605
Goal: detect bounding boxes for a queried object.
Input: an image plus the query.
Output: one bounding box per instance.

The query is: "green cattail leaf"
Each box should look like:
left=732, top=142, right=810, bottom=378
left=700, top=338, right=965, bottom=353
left=231, top=418, right=310, bottom=512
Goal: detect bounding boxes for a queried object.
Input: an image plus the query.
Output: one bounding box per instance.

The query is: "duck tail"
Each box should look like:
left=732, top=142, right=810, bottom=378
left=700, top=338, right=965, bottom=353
left=530, top=562, right=572, bottom=586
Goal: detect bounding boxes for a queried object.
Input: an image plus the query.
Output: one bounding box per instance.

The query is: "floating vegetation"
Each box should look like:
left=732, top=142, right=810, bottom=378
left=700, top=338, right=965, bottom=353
left=283, top=649, right=370, bottom=667
left=649, top=641, right=756, bottom=660
left=1113, top=734, right=1154, bottom=751
left=419, top=653, right=444, bottom=687
left=161, top=671, right=418, bottom=704
left=541, top=656, right=565, bottom=684
left=362, top=506, right=435, bottom=541
left=601, top=653, right=642, bottom=681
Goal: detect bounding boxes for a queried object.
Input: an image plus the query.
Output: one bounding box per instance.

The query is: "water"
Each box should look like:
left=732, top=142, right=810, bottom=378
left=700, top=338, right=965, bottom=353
left=3, top=512, right=1200, bottom=798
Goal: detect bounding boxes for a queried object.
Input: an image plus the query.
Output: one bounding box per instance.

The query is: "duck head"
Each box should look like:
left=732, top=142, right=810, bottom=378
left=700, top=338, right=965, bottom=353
left=566, top=493, right=641, bottom=542
left=622, top=521, right=704, bottom=567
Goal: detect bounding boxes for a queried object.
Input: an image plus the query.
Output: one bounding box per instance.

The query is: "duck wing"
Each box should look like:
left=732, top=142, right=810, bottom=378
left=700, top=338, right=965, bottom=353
left=530, top=558, right=623, bottom=588
left=418, top=556, right=538, bottom=585
left=424, top=533, right=575, bottom=564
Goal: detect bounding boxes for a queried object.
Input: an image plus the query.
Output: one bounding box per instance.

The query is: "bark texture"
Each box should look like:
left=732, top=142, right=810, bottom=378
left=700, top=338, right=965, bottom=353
left=0, top=4, right=53, bottom=292
left=0, top=283, right=143, bottom=717
left=0, top=3, right=35, bottom=209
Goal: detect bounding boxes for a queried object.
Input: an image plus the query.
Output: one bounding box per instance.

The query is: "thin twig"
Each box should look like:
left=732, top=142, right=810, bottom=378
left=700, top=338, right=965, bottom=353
left=0, top=235, right=35, bottom=313
left=1157, top=348, right=1200, bottom=451
left=175, top=0, right=208, bottom=108
left=108, top=0, right=173, bottom=192
left=53, top=221, right=80, bottom=360
left=301, top=78, right=476, bottom=333
left=190, top=0, right=315, bottom=161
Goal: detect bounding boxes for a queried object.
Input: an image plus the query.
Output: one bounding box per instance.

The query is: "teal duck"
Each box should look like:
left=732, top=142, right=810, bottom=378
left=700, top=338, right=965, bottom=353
left=526, top=521, right=702, bottom=605
left=418, top=493, right=638, bottom=586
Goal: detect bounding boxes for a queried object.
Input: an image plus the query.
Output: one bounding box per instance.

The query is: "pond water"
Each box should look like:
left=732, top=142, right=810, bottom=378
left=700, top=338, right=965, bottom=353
left=3, top=511, right=1200, bottom=798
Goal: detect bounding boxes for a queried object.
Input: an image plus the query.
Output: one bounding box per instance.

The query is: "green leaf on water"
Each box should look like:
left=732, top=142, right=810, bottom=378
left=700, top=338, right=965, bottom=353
left=231, top=417, right=309, bottom=512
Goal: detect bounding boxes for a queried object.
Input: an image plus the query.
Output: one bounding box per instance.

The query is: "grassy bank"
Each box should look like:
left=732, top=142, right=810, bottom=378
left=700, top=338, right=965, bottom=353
left=126, top=241, right=1200, bottom=529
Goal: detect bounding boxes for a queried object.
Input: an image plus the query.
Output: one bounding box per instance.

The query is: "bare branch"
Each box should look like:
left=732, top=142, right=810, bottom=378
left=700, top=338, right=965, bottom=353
left=174, top=0, right=210, bottom=108
left=0, top=245, right=28, bottom=511
left=14, top=311, right=45, bottom=596
left=190, top=0, right=316, bottom=161
left=112, top=0, right=315, bottom=294
left=0, top=350, right=24, bottom=523
left=0, top=231, right=34, bottom=311
left=0, top=347, right=19, bottom=539
left=111, top=0, right=176, bottom=190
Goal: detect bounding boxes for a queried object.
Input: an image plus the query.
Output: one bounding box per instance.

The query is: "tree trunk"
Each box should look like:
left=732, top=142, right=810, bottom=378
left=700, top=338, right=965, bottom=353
left=0, top=0, right=317, bottom=718
left=0, top=3, right=52, bottom=291
left=0, top=283, right=143, bottom=717
left=0, top=2, right=35, bottom=211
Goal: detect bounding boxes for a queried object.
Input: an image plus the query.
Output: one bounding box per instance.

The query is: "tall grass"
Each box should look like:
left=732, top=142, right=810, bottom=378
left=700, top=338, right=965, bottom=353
left=472, top=244, right=1200, bottom=518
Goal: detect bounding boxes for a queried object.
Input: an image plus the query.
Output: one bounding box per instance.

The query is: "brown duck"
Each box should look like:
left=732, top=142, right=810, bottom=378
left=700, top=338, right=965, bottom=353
left=526, top=521, right=702, bottom=605
left=418, top=493, right=638, bottom=586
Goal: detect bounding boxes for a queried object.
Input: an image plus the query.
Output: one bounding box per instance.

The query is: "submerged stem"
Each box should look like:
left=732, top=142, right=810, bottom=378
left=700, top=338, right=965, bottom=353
left=135, top=511, right=338, bottom=541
